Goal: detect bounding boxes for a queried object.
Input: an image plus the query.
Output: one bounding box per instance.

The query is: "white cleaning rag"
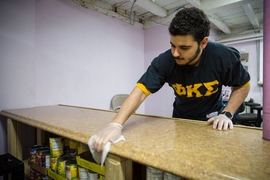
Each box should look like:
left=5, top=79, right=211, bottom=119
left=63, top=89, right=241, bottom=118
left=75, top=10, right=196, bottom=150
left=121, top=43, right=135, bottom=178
left=88, top=135, right=125, bottom=167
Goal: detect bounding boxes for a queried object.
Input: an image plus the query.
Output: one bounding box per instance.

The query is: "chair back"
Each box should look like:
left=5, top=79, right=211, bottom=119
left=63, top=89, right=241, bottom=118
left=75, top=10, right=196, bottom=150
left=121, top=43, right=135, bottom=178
left=111, top=94, right=128, bottom=111
left=232, top=102, right=245, bottom=123
left=235, top=100, right=263, bottom=127
left=237, top=102, right=246, bottom=114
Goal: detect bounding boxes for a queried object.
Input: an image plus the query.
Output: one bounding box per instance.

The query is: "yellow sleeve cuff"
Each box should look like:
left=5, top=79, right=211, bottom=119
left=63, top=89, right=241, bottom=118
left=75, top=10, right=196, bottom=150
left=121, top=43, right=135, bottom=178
left=233, top=81, right=250, bottom=88
left=136, top=83, right=151, bottom=96
left=238, top=80, right=250, bottom=87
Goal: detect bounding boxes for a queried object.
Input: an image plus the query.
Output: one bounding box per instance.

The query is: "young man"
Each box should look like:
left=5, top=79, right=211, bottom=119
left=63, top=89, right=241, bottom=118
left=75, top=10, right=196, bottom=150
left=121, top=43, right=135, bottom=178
left=92, top=7, right=250, bottom=152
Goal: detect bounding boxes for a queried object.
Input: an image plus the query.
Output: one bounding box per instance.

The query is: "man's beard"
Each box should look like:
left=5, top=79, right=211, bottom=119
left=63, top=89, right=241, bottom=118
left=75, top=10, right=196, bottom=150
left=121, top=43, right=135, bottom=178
left=174, top=46, right=201, bottom=66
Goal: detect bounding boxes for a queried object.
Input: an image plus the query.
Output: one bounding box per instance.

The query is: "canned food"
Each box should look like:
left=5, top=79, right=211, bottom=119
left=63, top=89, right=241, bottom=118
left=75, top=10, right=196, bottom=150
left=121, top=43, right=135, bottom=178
left=164, top=172, right=181, bottom=180
left=57, top=156, right=71, bottom=177
left=78, top=166, right=89, bottom=180
left=66, top=160, right=77, bottom=180
left=35, top=171, right=42, bottom=180
left=36, top=148, right=49, bottom=165
left=49, top=137, right=64, bottom=157
left=50, top=156, right=59, bottom=172
left=88, top=170, right=98, bottom=180
left=30, top=168, right=36, bottom=179
left=77, top=142, right=88, bottom=154
left=63, top=138, right=70, bottom=154
left=146, top=166, right=163, bottom=180
left=41, top=150, right=50, bottom=168
left=29, top=145, right=43, bottom=163
left=69, top=139, right=77, bottom=158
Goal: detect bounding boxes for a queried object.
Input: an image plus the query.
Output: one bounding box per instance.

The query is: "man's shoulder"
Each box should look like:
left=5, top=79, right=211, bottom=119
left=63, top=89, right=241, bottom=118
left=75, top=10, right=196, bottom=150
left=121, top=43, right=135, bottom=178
left=207, top=41, right=238, bottom=52
left=206, top=41, right=227, bottom=50
left=205, top=41, right=239, bottom=57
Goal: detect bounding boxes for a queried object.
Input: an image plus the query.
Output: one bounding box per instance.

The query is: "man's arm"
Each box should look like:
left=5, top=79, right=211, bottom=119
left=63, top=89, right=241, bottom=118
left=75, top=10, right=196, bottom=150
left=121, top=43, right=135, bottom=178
left=92, top=86, right=148, bottom=152
left=207, top=84, right=250, bottom=130
left=112, top=86, right=148, bottom=125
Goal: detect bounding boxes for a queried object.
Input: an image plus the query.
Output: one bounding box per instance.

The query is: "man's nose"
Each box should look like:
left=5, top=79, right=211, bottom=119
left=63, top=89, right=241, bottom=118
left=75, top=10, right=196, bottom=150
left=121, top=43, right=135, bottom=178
left=172, top=49, right=180, bottom=57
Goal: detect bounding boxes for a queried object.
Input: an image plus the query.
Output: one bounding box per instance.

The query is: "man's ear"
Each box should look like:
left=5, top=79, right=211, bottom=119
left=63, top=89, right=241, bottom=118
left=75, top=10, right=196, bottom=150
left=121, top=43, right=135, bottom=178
left=201, top=37, right=209, bottom=49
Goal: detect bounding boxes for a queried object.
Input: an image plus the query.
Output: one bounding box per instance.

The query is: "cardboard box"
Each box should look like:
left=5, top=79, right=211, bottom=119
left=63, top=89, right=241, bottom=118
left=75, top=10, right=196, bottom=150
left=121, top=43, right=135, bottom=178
left=28, top=159, right=47, bottom=175
left=76, top=151, right=105, bottom=176
left=47, top=168, right=66, bottom=180
left=77, top=142, right=89, bottom=154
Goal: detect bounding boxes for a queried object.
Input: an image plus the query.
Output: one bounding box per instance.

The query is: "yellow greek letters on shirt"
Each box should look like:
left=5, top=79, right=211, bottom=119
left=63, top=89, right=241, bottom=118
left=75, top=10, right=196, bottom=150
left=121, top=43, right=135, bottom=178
left=186, top=84, right=203, bottom=97
left=172, top=84, right=186, bottom=96
left=172, top=80, right=219, bottom=97
left=204, top=80, right=219, bottom=96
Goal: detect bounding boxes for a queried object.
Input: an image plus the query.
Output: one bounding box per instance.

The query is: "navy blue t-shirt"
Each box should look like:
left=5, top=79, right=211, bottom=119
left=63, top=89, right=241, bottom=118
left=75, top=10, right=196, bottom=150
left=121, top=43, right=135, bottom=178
left=137, top=41, right=250, bottom=120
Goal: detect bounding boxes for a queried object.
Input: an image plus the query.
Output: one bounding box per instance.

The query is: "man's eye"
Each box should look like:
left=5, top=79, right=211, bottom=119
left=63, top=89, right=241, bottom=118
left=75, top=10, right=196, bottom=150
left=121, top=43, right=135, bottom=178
left=181, top=47, right=189, bottom=50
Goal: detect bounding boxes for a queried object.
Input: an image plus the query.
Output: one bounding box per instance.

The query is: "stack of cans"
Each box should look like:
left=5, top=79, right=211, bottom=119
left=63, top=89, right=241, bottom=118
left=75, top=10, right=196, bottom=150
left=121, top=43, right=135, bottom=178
left=29, top=137, right=104, bottom=180
left=146, top=166, right=181, bottom=180
left=29, top=144, right=52, bottom=180
left=50, top=137, right=79, bottom=179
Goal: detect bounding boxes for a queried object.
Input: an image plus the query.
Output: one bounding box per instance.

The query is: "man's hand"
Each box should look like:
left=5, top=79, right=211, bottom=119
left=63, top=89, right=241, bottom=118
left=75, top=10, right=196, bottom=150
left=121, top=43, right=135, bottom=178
left=207, top=114, right=233, bottom=130
left=92, top=123, right=123, bottom=153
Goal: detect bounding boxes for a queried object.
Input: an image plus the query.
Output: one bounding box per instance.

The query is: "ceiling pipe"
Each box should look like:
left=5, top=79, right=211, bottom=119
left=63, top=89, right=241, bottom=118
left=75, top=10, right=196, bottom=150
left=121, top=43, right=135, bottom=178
left=216, top=32, right=263, bottom=44
left=131, top=0, right=167, bottom=17
left=219, top=37, right=263, bottom=45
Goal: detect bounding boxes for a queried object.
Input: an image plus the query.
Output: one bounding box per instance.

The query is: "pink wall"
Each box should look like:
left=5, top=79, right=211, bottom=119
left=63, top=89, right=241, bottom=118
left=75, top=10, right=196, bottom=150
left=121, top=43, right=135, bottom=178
left=144, top=25, right=262, bottom=117
left=230, top=41, right=262, bottom=104
left=0, top=0, right=145, bottom=113
left=144, top=26, right=174, bottom=117
left=34, top=0, right=145, bottom=110
left=0, top=0, right=144, bottom=155
left=0, top=0, right=36, bottom=155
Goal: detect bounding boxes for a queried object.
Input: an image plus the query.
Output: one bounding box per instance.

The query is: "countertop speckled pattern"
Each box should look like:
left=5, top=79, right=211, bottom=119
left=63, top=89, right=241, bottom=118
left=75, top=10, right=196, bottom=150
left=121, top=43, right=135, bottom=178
left=1, top=104, right=270, bottom=179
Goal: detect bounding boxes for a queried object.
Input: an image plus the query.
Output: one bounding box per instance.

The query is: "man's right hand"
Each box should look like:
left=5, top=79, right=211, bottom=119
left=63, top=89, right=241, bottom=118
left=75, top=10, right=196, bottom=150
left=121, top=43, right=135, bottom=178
left=92, top=123, right=123, bottom=153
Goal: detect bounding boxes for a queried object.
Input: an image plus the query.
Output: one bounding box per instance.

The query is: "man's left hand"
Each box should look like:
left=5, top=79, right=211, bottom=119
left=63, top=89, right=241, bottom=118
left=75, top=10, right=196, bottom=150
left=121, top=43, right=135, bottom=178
left=207, top=114, right=233, bottom=130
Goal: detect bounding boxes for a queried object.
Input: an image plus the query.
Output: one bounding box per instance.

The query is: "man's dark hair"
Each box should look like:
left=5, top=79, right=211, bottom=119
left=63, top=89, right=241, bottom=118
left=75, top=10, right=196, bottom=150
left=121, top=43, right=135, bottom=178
left=169, top=7, right=210, bottom=43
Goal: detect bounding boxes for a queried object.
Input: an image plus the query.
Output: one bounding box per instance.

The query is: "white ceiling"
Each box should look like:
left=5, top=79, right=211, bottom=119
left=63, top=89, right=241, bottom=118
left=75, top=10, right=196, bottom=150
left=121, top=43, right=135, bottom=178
left=72, top=0, right=263, bottom=42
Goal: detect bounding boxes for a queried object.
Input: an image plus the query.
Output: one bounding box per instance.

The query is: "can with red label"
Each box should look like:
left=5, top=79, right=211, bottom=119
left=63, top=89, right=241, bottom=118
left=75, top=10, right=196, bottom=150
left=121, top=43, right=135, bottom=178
left=41, top=150, right=50, bottom=168
left=29, top=145, right=43, bottom=163
left=30, top=168, right=36, bottom=179
left=36, top=147, right=49, bottom=165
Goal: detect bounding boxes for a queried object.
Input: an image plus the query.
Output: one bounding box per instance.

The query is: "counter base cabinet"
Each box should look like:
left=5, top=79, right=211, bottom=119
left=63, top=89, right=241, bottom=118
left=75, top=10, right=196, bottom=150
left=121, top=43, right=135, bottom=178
left=6, top=118, right=147, bottom=180
left=3, top=105, right=269, bottom=179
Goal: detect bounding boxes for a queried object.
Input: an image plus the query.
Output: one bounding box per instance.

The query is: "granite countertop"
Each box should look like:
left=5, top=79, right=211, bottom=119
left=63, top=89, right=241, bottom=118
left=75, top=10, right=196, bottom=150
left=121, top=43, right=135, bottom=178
left=1, top=104, right=270, bottom=179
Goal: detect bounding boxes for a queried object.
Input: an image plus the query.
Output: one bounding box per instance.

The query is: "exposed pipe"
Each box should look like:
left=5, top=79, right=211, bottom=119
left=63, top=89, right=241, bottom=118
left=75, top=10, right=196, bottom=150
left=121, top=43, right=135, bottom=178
left=218, top=36, right=263, bottom=45
left=216, top=32, right=263, bottom=44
